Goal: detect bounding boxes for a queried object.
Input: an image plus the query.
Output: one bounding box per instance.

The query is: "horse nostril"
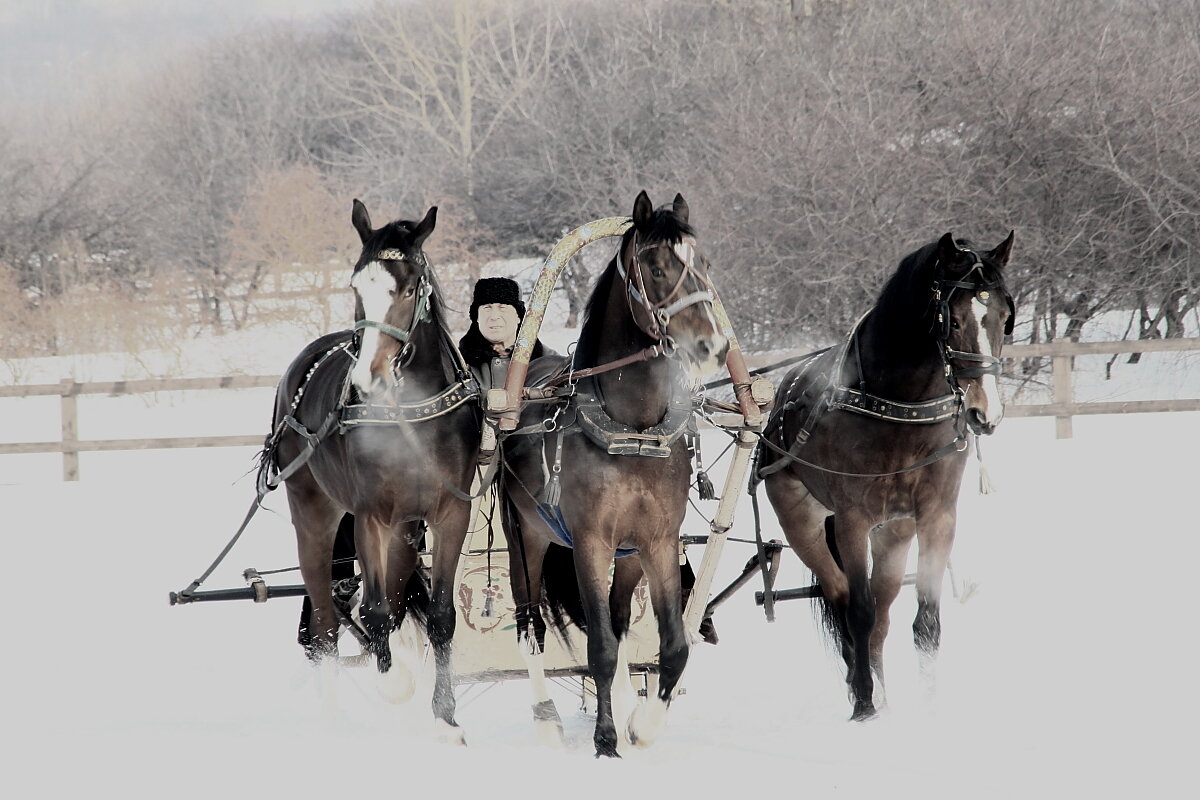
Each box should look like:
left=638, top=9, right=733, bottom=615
left=967, top=408, right=995, bottom=436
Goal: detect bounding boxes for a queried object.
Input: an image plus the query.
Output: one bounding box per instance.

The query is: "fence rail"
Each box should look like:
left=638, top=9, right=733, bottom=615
left=0, top=375, right=279, bottom=480
left=1002, top=338, right=1200, bottom=438
left=2, top=338, right=1197, bottom=479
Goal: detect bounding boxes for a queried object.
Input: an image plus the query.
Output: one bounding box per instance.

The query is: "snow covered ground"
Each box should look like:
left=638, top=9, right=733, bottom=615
left=2, top=316, right=1197, bottom=798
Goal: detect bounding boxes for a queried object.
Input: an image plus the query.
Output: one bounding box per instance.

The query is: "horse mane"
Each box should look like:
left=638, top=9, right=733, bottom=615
left=573, top=209, right=695, bottom=369
left=873, top=235, right=1008, bottom=337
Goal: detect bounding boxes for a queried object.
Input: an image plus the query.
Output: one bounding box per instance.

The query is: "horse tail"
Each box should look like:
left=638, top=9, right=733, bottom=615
left=542, top=542, right=587, bottom=637
left=812, top=514, right=850, bottom=655
left=499, top=487, right=585, bottom=639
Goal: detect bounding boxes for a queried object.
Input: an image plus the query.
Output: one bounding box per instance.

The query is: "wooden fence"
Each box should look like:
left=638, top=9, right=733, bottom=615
left=2, top=338, right=1197, bottom=480
left=1002, top=337, right=1200, bottom=438
left=0, top=375, right=278, bottom=480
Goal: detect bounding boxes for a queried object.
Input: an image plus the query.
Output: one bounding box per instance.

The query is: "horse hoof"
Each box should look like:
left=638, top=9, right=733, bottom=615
left=434, top=719, right=467, bottom=746
left=627, top=699, right=669, bottom=748
left=850, top=702, right=878, bottom=721
left=594, top=742, right=621, bottom=759
left=375, top=660, right=415, bottom=704
left=533, top=700, right=565, bottom=748
left=534, top=718, right=566, bottom=748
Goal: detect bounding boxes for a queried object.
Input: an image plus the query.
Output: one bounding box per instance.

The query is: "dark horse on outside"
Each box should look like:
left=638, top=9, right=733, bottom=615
left=264, top=200, right=479, bottom=741
left=500, top=191, right=729, bottom=757
left=756, top=231, right=1015, bottom=720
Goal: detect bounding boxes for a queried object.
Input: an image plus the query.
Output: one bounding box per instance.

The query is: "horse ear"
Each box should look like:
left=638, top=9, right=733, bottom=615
left=632, top=190, right=653, bottom=230
left=412, top=206, right=437, bottom=248
left=672, top=193, right=690, bottom=224
left=989, top=229, right=1015, bottom=267
left=937, top=231, right=958, bottom=258
left=352, top=199, right=373, bottom=244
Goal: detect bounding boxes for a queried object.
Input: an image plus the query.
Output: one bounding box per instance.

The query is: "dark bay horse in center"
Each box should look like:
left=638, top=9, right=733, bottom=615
left=500, top=191, right=729, bottom=757
left=757, top=231, right=1015, bottom=720
left=265, top=200, right=480, bottom=741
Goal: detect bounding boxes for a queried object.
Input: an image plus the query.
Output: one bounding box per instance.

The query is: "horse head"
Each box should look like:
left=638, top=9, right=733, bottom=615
left=624, top=190, right=729, bottom=379
left=348, top=199, right=438, bottom=399
left=932, top=230, right=1016, bottom=436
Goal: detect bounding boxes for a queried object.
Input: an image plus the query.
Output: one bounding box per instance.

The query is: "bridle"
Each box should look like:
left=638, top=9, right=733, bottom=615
left=616, top=233, right=715, bottom=347
left=351, top=248, right=434, bottom=378
left=931, top=248, right=1009, bottom=392
left=538, top=233, right=719, bottom=389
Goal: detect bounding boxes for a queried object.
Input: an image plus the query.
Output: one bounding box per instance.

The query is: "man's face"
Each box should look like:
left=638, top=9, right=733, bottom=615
left=478, top=303, right=519, bottom=349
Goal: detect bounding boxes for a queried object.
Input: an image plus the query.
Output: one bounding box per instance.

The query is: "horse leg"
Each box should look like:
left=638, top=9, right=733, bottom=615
left=574, top=537, right=622, bottom=758
left=912, top=508, right=957, bottom=688
left=608, top=557, right=644, bottom=742
left=299, top=512, right=357, bottom=653
left=353, top=512, right=396, bottom=674
left=506, top=521, right=563, bottom=746
left=868, top=518, right=916, bottom=710
left=286, top=479, right=343, bottom=663
left=763, top=477, right=855, bottom=681
left=375, top=522, right=421, bottom=704
left=285, top=477, right=345, bottom=718
left=626, top=542, right=688, bottom=748
left=832, top=510, right=877, bottom=720
left=427, top=502, right=471, bottom=744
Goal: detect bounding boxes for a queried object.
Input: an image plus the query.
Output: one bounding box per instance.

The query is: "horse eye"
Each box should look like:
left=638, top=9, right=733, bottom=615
left=651, top=267, right=666, bottom=279
left=950, top=318, right=961, bottom=331
left=404, top=286, right=416, bottom=298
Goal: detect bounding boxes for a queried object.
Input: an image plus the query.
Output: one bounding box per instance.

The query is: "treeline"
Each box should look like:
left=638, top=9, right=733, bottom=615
left=2, top=0, right=1198, bottom=357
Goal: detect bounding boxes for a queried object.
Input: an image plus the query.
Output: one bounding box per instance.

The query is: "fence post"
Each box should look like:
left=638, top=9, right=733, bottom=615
left=1051, top=355, right=1073, bottom=439
left=59, top=378, right=81, bottom=480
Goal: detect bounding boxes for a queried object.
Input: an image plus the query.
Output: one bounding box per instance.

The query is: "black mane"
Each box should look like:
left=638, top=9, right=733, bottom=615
left=873, top=236, right=1009, bottom=338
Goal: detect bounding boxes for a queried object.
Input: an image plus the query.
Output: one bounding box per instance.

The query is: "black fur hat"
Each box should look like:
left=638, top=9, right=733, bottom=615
left=470, top=277, right=525, bottom=321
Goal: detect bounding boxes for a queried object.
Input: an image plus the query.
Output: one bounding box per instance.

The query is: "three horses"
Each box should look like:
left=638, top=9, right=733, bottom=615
left=265, top=196, right=1016, bottom=746
left=756, top=231, right=1015, bottom=720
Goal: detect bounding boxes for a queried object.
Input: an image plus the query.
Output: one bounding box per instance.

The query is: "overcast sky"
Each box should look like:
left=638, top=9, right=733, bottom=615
left=0, top=0, right=366, bottom=104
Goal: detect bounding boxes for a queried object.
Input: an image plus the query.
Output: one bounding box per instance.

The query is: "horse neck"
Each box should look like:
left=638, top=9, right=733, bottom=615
left=589, top=269, right=675, bottom=429
left=855, top=302, right=948, bottom=402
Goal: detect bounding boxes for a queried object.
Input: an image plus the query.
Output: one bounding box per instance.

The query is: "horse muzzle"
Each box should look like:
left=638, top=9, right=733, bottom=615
left=965, top=405, right=1000, bottom=436
left=680, top=332, right=730, bottom=379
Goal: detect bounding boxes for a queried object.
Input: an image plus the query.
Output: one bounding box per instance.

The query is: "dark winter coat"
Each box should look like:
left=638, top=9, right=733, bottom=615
left=458, top=323, right=553, bottom=390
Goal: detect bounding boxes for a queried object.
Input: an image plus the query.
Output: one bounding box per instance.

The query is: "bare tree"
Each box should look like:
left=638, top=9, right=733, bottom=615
left=335, top=0, right=554, bottom=203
